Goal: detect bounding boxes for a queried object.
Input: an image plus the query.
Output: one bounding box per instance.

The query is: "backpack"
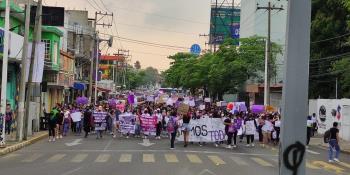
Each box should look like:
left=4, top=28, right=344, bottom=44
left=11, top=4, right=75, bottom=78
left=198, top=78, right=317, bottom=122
left=167, top=117, right=177, bottom=133
left=324, top=129, right=331, bottom=143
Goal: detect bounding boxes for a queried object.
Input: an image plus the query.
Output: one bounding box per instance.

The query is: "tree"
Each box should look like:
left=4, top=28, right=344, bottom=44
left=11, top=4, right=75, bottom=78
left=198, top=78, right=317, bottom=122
left=332, top=58, right=350, bottom=97
left=164, top=36, right=281, bottom=100
left=309, top=0, right=350, bottom=98
left=134, top=61, right=141, bottom=70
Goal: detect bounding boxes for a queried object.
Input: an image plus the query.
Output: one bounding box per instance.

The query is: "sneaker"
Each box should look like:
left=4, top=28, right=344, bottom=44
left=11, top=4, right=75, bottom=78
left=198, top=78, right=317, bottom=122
left=170, top=147, right=175, bottom=150
left=48, top=139, right=52, bottom=142
left=59, top=135, right=63, bottom=139
left=329, top=160, right=334, bottom=163
left=251, top=143, right=255, bottom=147
left=113, top=135, right=116, bottom=138
left=214, top=144, right=219, bottom=147
left=333, top=158, right=340, bottom=162
left=52, top=138, right=56, bottom=142
left=126, top=136, right=129, bottom=139
left=246, top=144, right=251, bottom=147
left=226, top=145, right=232, bottom=149
left=56, top=136, right=59, bottom=139
left=233, top=145, right=237, bottom=148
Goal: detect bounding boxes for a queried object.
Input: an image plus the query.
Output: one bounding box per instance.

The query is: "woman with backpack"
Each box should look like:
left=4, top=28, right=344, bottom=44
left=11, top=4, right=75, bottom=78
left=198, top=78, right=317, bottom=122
left=167, top=111, right=178, bottom=149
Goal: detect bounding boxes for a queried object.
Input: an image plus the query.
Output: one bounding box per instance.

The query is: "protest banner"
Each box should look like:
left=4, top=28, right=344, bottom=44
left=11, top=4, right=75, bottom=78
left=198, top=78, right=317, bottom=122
left=177, top=103, right=190, bottom=115
left=71, top=112, right=82, bottom=122
left=93, top=111, right=107, bottom=131
left=119, top=113, right=135, bottom=134
left=140, top=114, right=157, bottom=135
left=176, top=117, right=226, bottom=142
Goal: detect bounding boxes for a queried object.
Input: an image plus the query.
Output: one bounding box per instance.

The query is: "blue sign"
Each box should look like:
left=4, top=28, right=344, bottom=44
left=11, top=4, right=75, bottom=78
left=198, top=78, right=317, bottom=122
left=190, top=44, right=201, bottom=55
left=231, top=24, right=240, bottom=39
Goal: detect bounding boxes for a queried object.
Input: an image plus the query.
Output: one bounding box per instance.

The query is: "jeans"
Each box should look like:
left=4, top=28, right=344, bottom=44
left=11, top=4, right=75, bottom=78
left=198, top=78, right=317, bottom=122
left=75, top=121, right=81, bottom=134
left=63, top=122, right=69, bottom=136
left=246, top=135, right=254, bottom=144
left=329, top=139, right=340, bottom=160
left=306, top=127, right=312, bottom=145
left=48, top=125, right=55, bottom=137
left=135, top=124, right=141, bottom=136
left=96, top=130, right=103, bottom=139
left=170, top=132, right=176, bottom=148
left=156, top=122, right=162, bottom=137
left=5, top=121, right=12, bottom=134
left=227, top=132, right=233, bottom=145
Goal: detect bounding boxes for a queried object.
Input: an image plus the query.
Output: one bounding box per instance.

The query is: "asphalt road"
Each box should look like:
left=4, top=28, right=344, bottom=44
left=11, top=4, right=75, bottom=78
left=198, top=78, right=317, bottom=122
left=0, top=133, right=349, bottom=175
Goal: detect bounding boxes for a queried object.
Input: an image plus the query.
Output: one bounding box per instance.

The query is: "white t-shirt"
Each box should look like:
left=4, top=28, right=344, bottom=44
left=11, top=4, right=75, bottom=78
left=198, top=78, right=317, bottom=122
left=307, top=119, right=313, bottom=127
left=274, top=120, right=281, bottom=127
left=64, top=111, right=70, bottom=119
left=156, top=113, right=162, bottom=123
left=262, top=120, right=274, bottom=132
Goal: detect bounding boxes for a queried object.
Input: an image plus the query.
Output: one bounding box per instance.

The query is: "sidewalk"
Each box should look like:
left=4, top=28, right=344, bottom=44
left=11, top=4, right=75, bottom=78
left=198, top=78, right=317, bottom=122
left=0, top=131, right=48, bottom=156
left=309, top=135, right=350, bottom=154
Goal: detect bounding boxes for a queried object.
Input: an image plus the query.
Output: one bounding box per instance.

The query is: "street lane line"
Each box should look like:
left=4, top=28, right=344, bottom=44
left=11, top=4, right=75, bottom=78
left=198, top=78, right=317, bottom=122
left=22, top=153, right=42, bottom=162
left=251, top=157, right=273, bottom=167
left=119, top=154, right=132, bottom=163
left=71, top=154, right=88, bottom=163
left=208, top=155, right=226, bottom=165
left=230, top=157, right=248, bottom=166
left=46, top=154, right=66, bottom=163
left=338, top=162, right=350, bottom=169
left=186, top=154, right=202, bottom=164
left=95, top=154, right=110, bottom=163
left=306, top=149, right=320, bottom=155
left=3, top=153, right=21, bottom=159
left=143, top=154, right=155, bottom=163
left=312, top=161, right=344, bottom=174
left=165, top=154, right=179, bottom=163
left=306, top=161, right=321, bottom=169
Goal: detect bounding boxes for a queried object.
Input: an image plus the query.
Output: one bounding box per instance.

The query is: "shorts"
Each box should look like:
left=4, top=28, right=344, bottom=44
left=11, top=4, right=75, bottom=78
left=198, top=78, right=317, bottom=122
left=182, top=123, right=191, bottom=132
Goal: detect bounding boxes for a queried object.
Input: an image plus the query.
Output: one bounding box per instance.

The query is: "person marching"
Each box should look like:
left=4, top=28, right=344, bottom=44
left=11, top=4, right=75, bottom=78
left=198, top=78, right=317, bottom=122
left=167, top=111, right=178, bottom=149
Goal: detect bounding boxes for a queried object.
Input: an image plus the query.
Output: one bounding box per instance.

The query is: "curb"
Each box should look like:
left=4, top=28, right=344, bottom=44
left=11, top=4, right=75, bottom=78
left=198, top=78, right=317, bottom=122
left=316, top=143, right=350, bottom=154
left=0, top=132, right=48, bottom=156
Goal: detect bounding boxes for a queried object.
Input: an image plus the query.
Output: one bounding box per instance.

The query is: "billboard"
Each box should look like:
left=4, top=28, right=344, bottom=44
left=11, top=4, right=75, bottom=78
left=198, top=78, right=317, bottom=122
left=209, top=7, right=240, bottom=45
left=30, top=6, right=65, bottom=26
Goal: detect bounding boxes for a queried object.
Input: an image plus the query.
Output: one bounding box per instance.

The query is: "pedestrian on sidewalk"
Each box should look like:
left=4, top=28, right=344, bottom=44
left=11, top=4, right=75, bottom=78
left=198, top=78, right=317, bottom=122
left=306, top=116, right=313, bottom=147
left=328, top=122, right=341, bottom=163
left=5, top=104, right=13, bottom=135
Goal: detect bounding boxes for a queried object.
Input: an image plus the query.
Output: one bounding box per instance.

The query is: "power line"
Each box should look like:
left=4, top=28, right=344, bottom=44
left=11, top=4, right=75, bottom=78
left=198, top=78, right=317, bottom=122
left=99, top=33, right=189, bottom=49
left=86, top=0, right=100, bottom=11
left=311, top=32, right=350, bottom=44
left=309, top=52, right=350, bottom=64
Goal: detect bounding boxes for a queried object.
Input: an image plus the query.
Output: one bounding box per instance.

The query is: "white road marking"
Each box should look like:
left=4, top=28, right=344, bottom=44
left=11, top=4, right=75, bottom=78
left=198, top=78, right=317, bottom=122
left=22, top=153, right=43, bottom=162
left=61, top=166, right=82, bottom=175
left=95, top=154, right=110, bottom=162
left=208, top=155, right=226, bottom=165
left=119, top=154, right=132, bottom=163
left=251, top=157, right=273, bottom=167
left=230, top=156, right=248, bottom=166
left=306, top=149, right=320, bottom=155
left=143, top=154, right=155, bottom=163
left=71, top=154, right=88, bottom=163
left=46, top=154, right=66, bottom=162
left=165, top=154, right=179, bottom=163
left=187, top=154, right=202, bottom=164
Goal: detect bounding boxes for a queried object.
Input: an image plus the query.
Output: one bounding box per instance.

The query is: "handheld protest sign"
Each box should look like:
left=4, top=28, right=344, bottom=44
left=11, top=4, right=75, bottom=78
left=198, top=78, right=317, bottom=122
left=177, top=103, right=190, bottom=115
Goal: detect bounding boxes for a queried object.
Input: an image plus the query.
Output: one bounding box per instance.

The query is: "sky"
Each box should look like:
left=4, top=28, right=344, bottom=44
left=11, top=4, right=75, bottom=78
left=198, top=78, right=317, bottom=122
left=43, top=0, right=221, bottom=72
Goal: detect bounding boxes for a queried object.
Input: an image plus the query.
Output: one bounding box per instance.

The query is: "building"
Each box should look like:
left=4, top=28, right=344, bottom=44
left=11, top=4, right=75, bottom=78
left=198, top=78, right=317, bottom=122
left=240, top=0, right=288, bottom=108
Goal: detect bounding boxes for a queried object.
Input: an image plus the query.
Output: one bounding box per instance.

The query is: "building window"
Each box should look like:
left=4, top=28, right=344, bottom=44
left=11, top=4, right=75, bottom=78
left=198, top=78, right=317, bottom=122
left=42, top=39, right=51, bottom=60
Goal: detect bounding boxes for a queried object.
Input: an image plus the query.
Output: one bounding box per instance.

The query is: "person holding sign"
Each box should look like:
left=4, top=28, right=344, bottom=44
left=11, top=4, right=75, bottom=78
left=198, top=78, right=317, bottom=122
left=224, top=114, right=235, bottom=149
left=94, top=106, right=107, bottom=139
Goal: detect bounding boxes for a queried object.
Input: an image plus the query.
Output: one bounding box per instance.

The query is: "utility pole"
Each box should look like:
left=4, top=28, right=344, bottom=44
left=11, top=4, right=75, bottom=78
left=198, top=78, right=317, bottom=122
left=279, top=0, right=311, bottom=175
left=0, top=0, right=10, bottom=147
left=257, top=2, right=283, bottom=106
left=89, top=11, right=113, bottom=105
left=336, top=77, right=338, bottom=99
left=16, top=0, right=31, bottom=142
left=24, top=0, right=42, bottom=140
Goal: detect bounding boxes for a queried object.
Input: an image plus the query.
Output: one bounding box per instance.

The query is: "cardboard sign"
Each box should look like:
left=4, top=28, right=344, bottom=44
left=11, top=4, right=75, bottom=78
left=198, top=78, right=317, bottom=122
left=177, top=103, right=190, bottom=115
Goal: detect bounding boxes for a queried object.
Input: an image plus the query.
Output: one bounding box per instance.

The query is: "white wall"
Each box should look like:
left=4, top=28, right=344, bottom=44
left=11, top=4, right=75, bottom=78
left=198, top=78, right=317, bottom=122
left=309, top=99, right=350, bottom=141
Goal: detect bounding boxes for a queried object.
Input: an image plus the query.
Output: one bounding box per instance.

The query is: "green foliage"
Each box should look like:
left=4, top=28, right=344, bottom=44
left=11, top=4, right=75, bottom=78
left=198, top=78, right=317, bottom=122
left=332, top=58, right=350, bottom=97
left=164, top=36, right=281, bottom=99
left=309, top=0, right=350, bottom=98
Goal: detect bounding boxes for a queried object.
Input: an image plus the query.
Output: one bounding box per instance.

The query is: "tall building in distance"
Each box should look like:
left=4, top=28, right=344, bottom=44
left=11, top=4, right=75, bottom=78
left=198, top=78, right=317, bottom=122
left=209, top=0, right=240, bottom=51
